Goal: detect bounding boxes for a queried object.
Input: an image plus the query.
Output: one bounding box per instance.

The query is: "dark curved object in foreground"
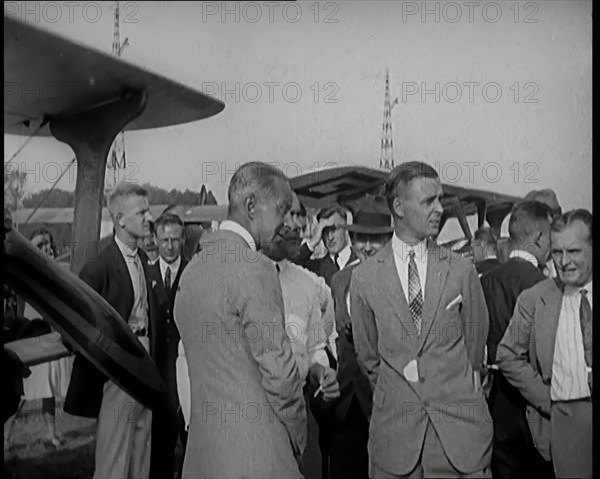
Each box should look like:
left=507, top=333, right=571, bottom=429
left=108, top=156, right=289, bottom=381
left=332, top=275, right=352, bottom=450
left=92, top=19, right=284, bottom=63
left=3, top=225, right=165, bottom=413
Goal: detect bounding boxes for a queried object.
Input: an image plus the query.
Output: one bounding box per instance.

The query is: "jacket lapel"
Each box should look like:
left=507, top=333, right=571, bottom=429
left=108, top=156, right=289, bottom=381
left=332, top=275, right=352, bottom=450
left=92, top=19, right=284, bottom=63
left=377, top=243, right=419, bottom=343
left=536, top=279, right=564, bottom=379
left=418, top=241, right=450, bottom=351
left=110, top=238, right=134, bottom=305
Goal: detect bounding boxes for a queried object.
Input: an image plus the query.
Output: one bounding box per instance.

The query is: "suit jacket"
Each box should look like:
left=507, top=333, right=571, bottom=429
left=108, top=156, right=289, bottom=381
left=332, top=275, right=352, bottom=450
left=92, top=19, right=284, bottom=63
left=64, top=238, right=160, bottom=418
left=350, top=240, right=492, bottom=475
left=481, top=258, right=546, bottom=365
left=476, top=258, right=501, bottom=277
left=496, top=278, right=566, bottom=461
left=330, top=263, right=372, bottom=422
left=174, top=230, right=307, bottom=479
left=306, top=249, right=358, bottom=287
left=147, top=258, right=188, bottom=379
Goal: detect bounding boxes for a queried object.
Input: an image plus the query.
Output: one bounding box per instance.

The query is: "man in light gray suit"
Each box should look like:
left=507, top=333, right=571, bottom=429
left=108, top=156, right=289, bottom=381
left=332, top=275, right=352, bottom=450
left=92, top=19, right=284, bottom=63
left=174, top=162, right=307, bottom=479
left=350, top=161, right=492, bottom=478
left=496, top=209, right=592, bottom=478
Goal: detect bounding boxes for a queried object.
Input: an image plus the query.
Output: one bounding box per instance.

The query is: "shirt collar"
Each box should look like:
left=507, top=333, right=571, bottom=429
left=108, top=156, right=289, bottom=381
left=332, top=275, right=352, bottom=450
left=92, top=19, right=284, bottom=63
left=219, top=220, right=257, bottom=252
left=331, top=243, right=352, bottom=267
left=159, top=255, right=181, bottom=277
left=114, top=234, right=138, bottom=259
left=392, top=233, right=428, bottom=261
left=509, top=249, right=538, bottom=268
left=565, top=279, right=593, bottom=297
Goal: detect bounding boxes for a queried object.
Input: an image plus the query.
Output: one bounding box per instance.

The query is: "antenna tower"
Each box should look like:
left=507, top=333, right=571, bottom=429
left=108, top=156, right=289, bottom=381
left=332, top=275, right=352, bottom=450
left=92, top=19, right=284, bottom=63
left=379, top=68, right=399, bottom=170
left=106, top=1, right=130, bottom=190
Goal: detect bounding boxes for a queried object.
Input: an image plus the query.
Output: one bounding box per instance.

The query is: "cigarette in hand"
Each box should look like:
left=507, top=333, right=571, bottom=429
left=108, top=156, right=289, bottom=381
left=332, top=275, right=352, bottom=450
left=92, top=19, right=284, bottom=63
left=313, top=385, right=323, bottom=398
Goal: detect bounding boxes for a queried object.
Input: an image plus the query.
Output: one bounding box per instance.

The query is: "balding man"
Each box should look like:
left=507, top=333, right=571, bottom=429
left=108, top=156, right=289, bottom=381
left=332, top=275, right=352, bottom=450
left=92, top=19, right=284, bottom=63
left=174, top=162, right=307, bottom=479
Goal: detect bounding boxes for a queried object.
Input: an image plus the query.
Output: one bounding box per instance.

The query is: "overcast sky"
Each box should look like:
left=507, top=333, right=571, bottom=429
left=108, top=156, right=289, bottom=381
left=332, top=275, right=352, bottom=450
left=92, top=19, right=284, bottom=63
left=4, top=1, right=592, bottom=219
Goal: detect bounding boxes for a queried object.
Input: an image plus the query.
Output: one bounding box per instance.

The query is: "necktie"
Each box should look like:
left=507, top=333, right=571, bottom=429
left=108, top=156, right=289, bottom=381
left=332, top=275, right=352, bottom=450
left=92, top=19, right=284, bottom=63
left=579, top=289, right=592, bottom=367
left=408, top=250, right=423, bottom=335
left=333, top=253, right=340, bottom=271
left=165, top=266, right=172, bottom=291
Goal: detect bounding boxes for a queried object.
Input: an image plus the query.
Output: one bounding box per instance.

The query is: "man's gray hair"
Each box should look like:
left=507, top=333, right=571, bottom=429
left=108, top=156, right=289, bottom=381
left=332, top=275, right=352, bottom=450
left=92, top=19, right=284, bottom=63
left=551, top=209, right=593, bottom=244
left=228, top=162, right=289, bottom=214
left=107, top=182, right=148, bottom=220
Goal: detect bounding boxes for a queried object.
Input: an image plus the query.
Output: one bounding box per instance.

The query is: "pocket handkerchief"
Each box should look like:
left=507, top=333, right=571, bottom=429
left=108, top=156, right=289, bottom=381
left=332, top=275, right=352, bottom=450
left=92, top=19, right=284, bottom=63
left=403, top=359, right=419, bottom=382
left=445, top=294, right=463, bottom=310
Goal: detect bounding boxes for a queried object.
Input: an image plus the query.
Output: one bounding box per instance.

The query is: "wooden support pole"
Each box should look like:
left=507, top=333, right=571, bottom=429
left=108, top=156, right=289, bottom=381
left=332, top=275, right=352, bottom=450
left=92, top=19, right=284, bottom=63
left=49, top=90, right=147, bottom=274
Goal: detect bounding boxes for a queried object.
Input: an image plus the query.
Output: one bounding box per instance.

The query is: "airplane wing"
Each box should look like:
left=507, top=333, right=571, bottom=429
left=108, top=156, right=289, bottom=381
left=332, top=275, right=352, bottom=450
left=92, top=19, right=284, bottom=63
left=290, top=165, right=521, bottom=239
left=4, top=16, right=225, bottom=136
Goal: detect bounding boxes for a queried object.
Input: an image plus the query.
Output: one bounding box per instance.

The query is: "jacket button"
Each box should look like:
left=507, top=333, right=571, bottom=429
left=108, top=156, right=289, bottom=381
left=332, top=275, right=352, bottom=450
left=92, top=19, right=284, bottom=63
left=419, top=377, right=425, bottom=383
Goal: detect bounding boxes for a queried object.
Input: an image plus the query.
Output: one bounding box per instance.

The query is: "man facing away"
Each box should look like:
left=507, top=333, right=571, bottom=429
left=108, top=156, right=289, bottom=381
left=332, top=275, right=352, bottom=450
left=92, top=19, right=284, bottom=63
left=328, top=194, right=394, bottom=479
left=471, top=226, right=500, bottom=277
left=496, top=209, right=593, bottom=478
left=350, top=161, right=492, bottom=478
left=480, top=201, right=555, bottom=478
left=174, top=162, right=307, bottom=479
left=64, top=182, right=160, bottom=479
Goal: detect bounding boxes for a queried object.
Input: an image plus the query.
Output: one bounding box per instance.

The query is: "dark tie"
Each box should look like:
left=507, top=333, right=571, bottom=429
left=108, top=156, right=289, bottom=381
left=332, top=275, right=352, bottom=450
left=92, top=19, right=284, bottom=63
left=333, top=253, right=340, bottom=270
left=164, top=266, right=172, bottom=291
left=579, top=289, right=592, bottom=367
left=408, top=250, right=423, bottom=335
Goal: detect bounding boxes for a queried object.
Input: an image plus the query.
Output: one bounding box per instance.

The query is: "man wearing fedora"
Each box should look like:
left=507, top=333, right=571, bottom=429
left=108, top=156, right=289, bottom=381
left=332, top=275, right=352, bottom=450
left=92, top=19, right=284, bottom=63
left=328, top=194, right=394, bottom=479
left=350, top=162, right=492, bottom=478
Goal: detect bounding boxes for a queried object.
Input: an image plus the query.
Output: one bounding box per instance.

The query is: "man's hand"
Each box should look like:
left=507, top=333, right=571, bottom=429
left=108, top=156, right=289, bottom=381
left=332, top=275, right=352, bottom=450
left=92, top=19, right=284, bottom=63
left=309, top=363, right=340, bottom=402
left=306, top=216, right=337, bottom=250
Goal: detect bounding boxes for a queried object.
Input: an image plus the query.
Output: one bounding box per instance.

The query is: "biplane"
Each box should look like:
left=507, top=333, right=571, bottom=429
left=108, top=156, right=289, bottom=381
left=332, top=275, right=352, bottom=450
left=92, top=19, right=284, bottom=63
left=4, top=16, right=224, bottom=473
left=290, top=164, right=522, bottom=246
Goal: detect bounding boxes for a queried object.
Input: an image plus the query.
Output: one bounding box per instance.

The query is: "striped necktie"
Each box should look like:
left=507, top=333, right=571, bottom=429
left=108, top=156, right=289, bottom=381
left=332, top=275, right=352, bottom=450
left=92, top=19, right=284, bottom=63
left=579, top=289, right=592, bottom=367
left=408, top=250, right=423, bottom=335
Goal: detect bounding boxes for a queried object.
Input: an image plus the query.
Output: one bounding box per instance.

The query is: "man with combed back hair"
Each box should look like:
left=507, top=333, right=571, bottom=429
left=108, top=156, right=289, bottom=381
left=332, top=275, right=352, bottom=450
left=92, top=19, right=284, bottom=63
left=351, top=161, right=492, bottom=478
left=174, top=162, right=307, bottom=479
left=497, top=209, right=593, bottom=479
left=64, top=182, right=162, bottom=479
left=480, top=200, right=555, bottom=478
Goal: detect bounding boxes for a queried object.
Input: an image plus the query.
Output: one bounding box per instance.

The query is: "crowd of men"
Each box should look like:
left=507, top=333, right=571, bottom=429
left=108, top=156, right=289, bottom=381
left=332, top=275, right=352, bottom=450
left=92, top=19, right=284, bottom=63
left=12, top=159, right=591, bottom=479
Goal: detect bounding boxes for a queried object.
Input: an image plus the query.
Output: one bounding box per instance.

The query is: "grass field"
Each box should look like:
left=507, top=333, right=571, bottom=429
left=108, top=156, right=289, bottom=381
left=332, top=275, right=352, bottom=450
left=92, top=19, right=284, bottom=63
left=4, top=400, right=96, bottom=479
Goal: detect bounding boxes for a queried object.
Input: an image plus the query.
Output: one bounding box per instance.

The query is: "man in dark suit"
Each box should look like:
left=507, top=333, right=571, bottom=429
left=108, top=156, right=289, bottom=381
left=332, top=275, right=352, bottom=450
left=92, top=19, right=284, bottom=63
left=471, top=226, right=500, bottom=277
left=480, top=201, right=555, bottom=478
left=305, top=205, right=358, bottom=287
left=328, top=194, right=393, bottom=479
left=351, top=162, right=492, bottom=478
left=64, top=182, right=172, bottom=479
left=146, top=212, right=188, bottom=471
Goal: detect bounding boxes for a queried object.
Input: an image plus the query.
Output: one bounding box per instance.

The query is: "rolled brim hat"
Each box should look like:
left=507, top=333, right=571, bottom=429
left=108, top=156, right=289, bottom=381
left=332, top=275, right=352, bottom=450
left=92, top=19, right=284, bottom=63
left=342, top=194, right=394, bottom=235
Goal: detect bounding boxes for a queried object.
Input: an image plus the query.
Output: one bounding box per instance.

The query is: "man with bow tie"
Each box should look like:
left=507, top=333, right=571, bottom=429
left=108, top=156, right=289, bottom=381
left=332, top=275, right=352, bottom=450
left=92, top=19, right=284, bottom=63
left=147, top=212, right=189, bottom=473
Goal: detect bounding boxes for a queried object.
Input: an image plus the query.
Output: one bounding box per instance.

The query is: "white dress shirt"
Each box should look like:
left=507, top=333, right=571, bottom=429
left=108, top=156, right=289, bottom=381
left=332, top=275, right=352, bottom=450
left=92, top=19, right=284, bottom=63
left=509, top=249, right=539, bottom=268
left=551, top=280, right=592, bottom=401
left=159, top=256, right=181, bottom=288
left=391, top=234, right=428, bottom=303
left=330, top=243, right=352, bottom=270
left=114, top=235, right=149, bottom=337
left=219, top=220, right=257, bottom=251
